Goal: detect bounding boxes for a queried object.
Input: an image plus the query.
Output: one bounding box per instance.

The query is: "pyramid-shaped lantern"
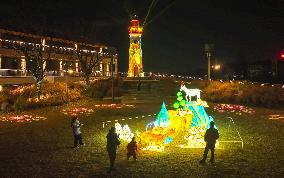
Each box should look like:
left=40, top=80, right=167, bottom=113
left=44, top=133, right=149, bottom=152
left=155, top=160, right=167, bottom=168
left=155, top=102, right=170, bottom=127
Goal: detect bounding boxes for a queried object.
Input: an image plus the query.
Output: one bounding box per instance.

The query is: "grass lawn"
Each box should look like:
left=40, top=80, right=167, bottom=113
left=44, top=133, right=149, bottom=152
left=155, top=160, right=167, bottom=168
left=0, top=98, right=283, bottom=177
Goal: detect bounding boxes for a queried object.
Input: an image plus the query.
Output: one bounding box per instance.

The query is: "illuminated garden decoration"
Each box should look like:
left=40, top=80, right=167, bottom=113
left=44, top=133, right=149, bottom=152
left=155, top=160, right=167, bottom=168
left=109, top=84, right=218, bottom=152
left=136, top=84, right=217, bottom=151
left=154, top=102, right=170, bottom=127
left=115, top=122, right=134, bottom=142
left=128, top=16, right=144, bottom=77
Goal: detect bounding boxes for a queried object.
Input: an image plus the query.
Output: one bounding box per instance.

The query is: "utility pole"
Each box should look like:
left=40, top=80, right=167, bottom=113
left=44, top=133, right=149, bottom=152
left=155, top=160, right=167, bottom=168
left=204, top=44, right=214, bottom=81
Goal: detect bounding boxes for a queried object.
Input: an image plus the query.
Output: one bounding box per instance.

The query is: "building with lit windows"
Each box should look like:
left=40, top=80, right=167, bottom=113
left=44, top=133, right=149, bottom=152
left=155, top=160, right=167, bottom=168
left=0, top=29, right=118, bottom=84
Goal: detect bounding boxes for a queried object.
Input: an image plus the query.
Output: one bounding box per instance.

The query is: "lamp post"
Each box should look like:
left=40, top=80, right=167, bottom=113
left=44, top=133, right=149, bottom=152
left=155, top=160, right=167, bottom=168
left=273, top=52, right=284, bottom=77
left=207, top=52, right=211, bottom=81
left=204, top=44, right=214, bottom=81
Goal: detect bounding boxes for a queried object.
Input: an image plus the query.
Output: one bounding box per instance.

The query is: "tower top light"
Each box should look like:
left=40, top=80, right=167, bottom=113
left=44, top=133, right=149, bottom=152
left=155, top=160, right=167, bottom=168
left=128, top=17, right=143, bottom=35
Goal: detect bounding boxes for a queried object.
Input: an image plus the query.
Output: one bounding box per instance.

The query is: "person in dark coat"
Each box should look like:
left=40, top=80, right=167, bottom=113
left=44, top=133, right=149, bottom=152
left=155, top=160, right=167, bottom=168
left=106, top=127, right=121, bottom=170
left=71, top=116, right=84, bottom=148
left=200, top=121, right=219, bottom=164
left=127, top=137, right=138, bottom=161
left=137, top=79, right=141, bottom=91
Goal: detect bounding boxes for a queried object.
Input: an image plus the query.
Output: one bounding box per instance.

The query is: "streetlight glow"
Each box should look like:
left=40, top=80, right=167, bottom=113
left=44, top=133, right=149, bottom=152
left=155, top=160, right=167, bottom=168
left=214, top=64, right=221, bottom=70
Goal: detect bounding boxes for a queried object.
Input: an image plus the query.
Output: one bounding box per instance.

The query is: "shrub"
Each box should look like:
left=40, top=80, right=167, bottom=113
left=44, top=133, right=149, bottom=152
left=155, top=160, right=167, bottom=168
left=201, top=81, right=284, bottom=108
left=238, top=85, right=283, bottom=107
left=203, top=81, right=239, bottom=103
left=85, top=78, right=122, bottom=99
left=1, top=82, right=83, bottom=111
left=13, top=95, right=29, bottom=111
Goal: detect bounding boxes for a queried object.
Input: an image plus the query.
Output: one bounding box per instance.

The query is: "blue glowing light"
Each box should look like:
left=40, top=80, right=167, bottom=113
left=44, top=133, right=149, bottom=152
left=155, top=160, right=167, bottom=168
left=164, top=136, right=173, bottom=144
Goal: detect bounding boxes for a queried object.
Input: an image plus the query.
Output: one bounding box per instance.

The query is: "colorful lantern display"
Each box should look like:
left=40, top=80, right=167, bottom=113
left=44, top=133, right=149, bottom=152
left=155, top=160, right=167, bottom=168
left=137, top=85, right=216, bottom=151
left=113, top=84, right=218, bottom=152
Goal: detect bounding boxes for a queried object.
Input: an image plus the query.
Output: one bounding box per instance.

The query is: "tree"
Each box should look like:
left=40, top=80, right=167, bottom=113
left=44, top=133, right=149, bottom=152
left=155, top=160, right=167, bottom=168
left=76, top=46, right=102, bottom=87
left=20, top=39, right=51, bottom=99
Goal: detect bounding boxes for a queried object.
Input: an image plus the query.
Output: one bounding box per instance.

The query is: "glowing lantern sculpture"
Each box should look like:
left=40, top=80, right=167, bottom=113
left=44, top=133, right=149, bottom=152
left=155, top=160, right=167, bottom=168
left=137, top=84, right=217, bottom=151
left=154, top=102, right=170, bottom=127
left=115, top=122, right=134, bottom=142
left=128, top=17, right=144, bottom=77
left=113, top=83, right=218, bottom=152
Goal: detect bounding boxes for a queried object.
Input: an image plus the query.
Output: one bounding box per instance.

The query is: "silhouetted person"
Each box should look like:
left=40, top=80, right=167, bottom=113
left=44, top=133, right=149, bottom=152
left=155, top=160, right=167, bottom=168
left=200, top=121, right=219, bottom=164
left=127, top=137, right=138, bottom=161
left=106, top=127, right=121, bottom=171
left=137, top=79, right=141, bottom=91
left=71, top=116, right=84, bottom=148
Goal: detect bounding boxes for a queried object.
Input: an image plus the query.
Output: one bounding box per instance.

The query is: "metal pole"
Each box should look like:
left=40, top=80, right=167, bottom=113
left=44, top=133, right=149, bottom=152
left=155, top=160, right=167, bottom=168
left=111, top=55, right=114, bottom=102
left=207, top=52, right=211, bottom=81
left=108, top=47, right=116, bottom=102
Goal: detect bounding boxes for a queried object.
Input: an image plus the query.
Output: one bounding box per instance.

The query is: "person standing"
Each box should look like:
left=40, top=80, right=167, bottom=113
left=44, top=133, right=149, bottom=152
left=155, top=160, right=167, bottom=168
left=106, top=127, right=121, bottom=171
left=127, top=137, right=138, bottom=161
left=199, top=121, right=219, bottom=164
left=137, top=79, right=141, bottom=91
left=71, top=116, right=84, bottom=148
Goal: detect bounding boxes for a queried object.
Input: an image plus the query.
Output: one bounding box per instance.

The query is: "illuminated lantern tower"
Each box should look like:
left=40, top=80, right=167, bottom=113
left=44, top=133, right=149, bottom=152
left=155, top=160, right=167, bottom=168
left=128, top=17, right=144, bottom=77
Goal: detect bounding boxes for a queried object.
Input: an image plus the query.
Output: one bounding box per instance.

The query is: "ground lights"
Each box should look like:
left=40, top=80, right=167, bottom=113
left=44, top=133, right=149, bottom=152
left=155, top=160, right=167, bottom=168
left=213, top=104, right=255, bottom=115
left=62, top=104, right=134, bottom=116
left=0, top=114, right=47, bottom=123
left=94, top=104, right=134, bottom=109
left=62, top=107, right=94, bottom=116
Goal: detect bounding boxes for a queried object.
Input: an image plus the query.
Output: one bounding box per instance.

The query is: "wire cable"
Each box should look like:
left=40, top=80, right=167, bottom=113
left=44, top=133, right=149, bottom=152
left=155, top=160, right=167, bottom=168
left=144, top=0, right=177, bottom=27
left=143, top=0, right=158, bottom=27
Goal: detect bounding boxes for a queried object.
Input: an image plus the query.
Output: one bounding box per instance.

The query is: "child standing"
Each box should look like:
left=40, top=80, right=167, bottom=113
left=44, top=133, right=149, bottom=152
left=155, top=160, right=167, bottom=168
left=127, top=137, right=138, bottom=161
left=71, top=116, right=84, bottom=148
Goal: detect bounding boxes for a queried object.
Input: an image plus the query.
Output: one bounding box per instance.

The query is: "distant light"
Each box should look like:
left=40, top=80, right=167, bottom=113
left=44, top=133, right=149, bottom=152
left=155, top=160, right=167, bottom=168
left=281, top=54, right=284, bottom=58
left=67, top=69, right=74, bottom=74
left=214, top=65, right=221, bottom=70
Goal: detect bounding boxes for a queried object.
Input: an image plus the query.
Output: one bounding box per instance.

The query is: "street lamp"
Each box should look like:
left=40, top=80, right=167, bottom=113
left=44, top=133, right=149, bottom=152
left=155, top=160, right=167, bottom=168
left=273, top=51, right=284, bottom=77
left=214, top=64, right=221, bottom=70
left=204, top=44, right=214, bottom=81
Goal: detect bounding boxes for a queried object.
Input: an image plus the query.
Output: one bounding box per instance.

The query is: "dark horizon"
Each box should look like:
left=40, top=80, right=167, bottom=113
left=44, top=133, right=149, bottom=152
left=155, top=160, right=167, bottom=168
left=0, top=0, right=283, bottom=74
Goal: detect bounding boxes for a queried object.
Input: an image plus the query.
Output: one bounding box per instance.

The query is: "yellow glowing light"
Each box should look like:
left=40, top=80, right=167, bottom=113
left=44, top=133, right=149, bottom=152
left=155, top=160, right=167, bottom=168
left=115, top=122, right=134, bottom=142
left=67, top=69, right=74, bottom=74
left=142, top=142, right=165, bottom=152
left=214, top=64, right=221, bottom=70
left=196, top=99, right=209, bottom=107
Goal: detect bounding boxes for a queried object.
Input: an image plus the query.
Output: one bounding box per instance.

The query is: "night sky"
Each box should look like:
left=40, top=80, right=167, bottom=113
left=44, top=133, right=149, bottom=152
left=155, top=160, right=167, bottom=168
left=0, top=0, right=283, bottom=74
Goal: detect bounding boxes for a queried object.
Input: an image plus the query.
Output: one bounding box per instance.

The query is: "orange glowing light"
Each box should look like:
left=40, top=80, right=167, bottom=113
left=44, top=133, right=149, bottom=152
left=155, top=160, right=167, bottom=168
left=128, top=19, right=143, bottom=34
